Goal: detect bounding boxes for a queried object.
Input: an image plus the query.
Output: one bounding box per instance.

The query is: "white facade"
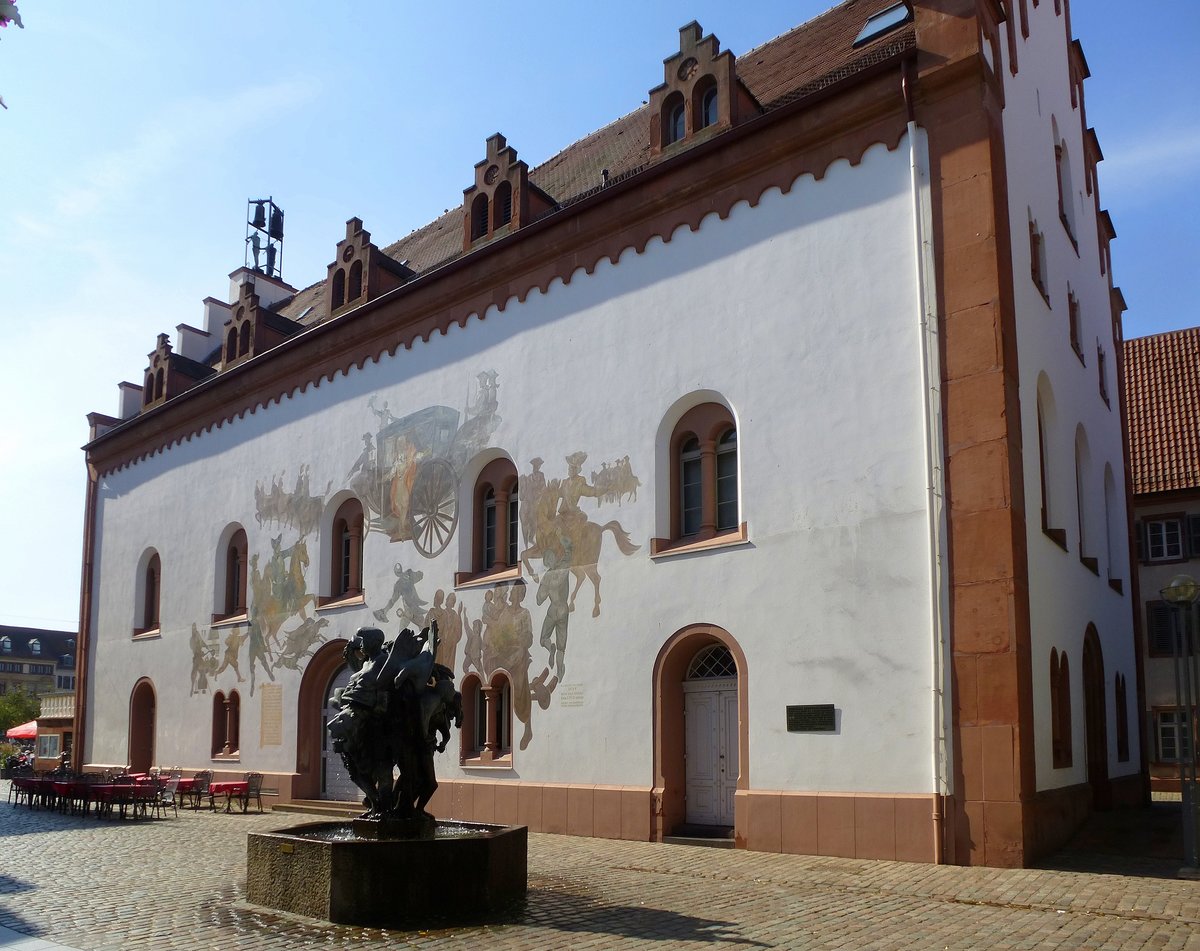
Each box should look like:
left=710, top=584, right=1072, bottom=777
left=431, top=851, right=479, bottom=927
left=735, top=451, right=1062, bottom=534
left=87, top=140, right=944, bottom=793
left=998, top=0, right=1140, bottom=791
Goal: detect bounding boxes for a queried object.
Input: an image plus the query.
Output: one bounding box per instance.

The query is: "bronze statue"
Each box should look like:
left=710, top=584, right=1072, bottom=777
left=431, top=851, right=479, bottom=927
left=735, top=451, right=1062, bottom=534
left=327, top=621, right=462, bottom=822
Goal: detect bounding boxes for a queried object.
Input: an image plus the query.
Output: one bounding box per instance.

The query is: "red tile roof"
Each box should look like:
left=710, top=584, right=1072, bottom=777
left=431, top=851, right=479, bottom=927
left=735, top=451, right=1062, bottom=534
left=275, top=0, right=913, bottom=326
left=1124, top=328, right=1200, bottom=496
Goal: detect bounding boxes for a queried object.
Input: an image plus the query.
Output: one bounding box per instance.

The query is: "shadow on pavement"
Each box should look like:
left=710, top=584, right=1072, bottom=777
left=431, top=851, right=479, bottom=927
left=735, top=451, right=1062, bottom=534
left=502, top=882, right=773, bottom=946
left=1035, top=801, right=1187, bottom=879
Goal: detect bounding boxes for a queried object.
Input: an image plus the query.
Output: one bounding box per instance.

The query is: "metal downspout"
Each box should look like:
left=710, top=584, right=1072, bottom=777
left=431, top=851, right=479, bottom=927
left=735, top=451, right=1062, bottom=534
left=908, top=117, right=951, bottom=864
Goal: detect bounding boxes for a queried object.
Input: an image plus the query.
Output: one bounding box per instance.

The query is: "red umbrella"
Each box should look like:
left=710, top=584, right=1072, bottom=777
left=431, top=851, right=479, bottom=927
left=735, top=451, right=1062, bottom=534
left=5, top=720, right=36, bottom=740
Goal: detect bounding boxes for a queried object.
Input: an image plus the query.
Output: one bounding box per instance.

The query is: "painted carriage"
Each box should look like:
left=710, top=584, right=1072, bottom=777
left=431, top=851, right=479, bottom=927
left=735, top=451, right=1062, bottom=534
left=366, top=399, right=498, bottom=557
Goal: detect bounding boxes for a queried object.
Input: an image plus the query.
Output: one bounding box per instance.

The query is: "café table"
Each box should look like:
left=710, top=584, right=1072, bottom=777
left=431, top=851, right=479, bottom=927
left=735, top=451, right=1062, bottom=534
left=207, top=780, right=249, bottom=813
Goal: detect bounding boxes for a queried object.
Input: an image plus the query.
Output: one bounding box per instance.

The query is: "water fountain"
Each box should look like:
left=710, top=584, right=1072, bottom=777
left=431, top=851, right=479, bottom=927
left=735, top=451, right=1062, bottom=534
left=246, top=625, right=527, bottom=927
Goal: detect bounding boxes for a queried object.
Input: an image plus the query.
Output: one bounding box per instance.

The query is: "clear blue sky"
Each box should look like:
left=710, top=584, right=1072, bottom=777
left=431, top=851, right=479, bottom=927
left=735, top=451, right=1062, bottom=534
left=0, top=1, right=1196, bottom=630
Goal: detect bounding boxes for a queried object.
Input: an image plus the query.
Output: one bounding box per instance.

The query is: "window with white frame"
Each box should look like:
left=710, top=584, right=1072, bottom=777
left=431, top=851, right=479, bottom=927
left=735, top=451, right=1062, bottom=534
left=1157, top=709, right=1193, bottom=763
left=1147, top=518, right=1184, bottom=562
left=37, top=734, right=60, bottom=760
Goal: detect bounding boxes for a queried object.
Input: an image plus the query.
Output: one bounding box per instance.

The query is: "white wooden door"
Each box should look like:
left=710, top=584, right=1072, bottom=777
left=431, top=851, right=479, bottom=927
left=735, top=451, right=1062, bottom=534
left=684, top=677, right=737, bottom=826
left=322, top=665, right=362, bottom=803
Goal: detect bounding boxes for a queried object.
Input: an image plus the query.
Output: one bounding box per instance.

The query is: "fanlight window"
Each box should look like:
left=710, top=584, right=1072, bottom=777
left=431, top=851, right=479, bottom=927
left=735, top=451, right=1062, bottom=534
left=687, top=644, right=736, bottom=680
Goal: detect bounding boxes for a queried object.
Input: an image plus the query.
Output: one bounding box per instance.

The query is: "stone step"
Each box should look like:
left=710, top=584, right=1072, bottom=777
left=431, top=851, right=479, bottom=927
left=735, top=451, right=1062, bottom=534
left=271, top=799, right=360, bottom=818
left=662, top=835, right=736, bottom=849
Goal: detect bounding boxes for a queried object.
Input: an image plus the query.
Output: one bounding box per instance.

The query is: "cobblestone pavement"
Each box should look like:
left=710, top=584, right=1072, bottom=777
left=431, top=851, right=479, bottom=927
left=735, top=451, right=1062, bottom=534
left=1, top=783, right=1199, bottom=950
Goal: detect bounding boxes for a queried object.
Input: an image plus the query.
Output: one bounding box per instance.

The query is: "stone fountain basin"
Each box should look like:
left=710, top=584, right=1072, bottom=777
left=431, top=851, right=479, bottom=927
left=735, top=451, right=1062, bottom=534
left=247, top=820, right=528, bottom=927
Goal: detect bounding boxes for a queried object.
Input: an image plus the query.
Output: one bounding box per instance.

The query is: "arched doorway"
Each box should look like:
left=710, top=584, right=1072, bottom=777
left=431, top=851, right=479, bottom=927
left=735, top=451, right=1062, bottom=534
left=683, top=645, right=739, bottom=826
left=1082, top=625, right=1110, bottom=808
left=653, top=624, right=748, bottom=840
left=294, top=638, right=350, bottom=800
left=322, top=664, right=361, bottom=802
left=128, top=679, right=156, bottom=773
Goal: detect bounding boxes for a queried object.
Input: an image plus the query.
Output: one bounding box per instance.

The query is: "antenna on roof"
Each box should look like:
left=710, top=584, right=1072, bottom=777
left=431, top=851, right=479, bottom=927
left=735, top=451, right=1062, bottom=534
left=245, top=197, right=285, bottom=280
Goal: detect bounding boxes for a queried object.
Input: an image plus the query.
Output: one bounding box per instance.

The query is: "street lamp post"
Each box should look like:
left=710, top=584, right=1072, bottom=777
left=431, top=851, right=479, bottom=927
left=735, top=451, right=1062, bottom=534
left=1161, top=573, right=1200, bottom=868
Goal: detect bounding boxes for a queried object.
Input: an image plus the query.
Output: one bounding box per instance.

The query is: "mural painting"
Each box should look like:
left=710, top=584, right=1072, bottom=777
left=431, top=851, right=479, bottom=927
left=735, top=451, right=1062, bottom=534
left=352, top=375, right=500, bottom=556
left=177, top=371, right=642, bottom=758
left=519, top=451, right=640, bottom=618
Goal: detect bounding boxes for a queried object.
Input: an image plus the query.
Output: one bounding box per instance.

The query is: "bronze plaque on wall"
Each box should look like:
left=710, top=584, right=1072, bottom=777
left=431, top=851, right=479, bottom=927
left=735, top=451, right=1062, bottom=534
left=786, top=704, right=836, bottom=732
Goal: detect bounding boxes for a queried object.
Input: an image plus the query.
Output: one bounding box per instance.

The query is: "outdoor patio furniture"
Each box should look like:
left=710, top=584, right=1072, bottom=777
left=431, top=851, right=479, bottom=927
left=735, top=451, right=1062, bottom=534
left=241, top=772, right=264, bottom=814
left=188, top=770, right=212, bottom=810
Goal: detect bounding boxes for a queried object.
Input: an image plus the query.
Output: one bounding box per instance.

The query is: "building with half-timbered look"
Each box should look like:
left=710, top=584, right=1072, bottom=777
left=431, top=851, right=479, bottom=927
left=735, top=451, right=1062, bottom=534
left=76, top=0, right=1139, bottom=866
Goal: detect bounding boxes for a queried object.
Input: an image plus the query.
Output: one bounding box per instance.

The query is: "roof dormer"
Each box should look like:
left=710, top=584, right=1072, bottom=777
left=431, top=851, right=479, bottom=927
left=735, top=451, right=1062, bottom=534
left=462, top=133, right=556, bottom=252
left=142, top=332, right=216, bottom=410
left=327, top=217, right=416, bottom=317
left=222, top=281, right=303, bottom=368
left=648, top=22, right=758, bottom=157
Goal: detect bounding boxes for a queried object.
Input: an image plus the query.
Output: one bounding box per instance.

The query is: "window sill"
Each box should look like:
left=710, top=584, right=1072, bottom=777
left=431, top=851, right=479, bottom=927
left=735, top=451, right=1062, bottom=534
left=211, top=753, right=241, bottom=763
left=454, top=565, right=522, bottom=590
left=317, top=591, right=365, bottom=611
left=651, top=523, right=749, bottom=559
left=211, top=612, right=248, bottom=628
left=1107, top=578, right=1123, bottom=595
left=1034, top=279, right=1050, bottom=308
left=1080, top=555, right=1099, bottom=576
left=460, top=751, right=513, bottom=769
left=131, top=627, right=161, bottom=640
left=1042, top=526, right=1068, bottom=552
left=1071, top=343, right=1086, bottom=366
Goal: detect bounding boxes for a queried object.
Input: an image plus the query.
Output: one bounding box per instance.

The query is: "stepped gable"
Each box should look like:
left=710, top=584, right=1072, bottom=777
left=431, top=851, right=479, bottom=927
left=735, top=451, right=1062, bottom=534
left=1124, top=327, right=1200, bottom=496
left=275, top=0, right=911, bottom=327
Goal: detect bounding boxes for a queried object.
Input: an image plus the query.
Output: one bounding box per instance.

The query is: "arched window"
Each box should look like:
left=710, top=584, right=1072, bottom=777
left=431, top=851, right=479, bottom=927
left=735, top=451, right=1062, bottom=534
left=222, top=528, right=248, bottom=618
left=1052, top=117, right=1077, bottom=241
left=494, top=674, right=513, bottom=754
left=1051, top=648, right=1072, bottom=768
left=460, top=675, right=485, bottom=757
left=663, top=92, right=686, bottom=146
left=471, top=194, right=490, bottom=241
left=238, top=321, right=251, bottom=358
left=507, top=486, right=519, bottom=567
left=473, top=458, right=519, bottom=574
left=329, top=498, right=364, bottom=602
left=331, top=268, right=346, bottom=310
left=716, top=428, right=738, bottom=532
left=1103, top=465, right=1122, bottom=591
left=348, top=259, right=363, bottom=301
left=154, top=369, right=165, bottom=402
left=1074, top=427, right=1096, bottom=573
left=225, top=326, right=238, bottom=362
left=1115, top=673, right=1129, bottom=763
left=688, top=643, right=737, bottom=679
left=694, top=78, right=718, bottom=130
left=137, top=551, right=161, bottom=635
left=212, top=690, right=241, bottom=757
left=493, top=181, right=513, bottom=230
left=459, top=672, right=513, bottom=765
left=1036, top=379, right=1066, bottom=549
left=663, top=402, right=740, bottom=547
left=680, top=437, right=702, bottom=536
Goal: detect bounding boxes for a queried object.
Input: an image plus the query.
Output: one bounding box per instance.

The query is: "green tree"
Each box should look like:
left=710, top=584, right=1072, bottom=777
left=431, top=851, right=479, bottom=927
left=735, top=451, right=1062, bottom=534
left=0, top=686, right=40, bottom=736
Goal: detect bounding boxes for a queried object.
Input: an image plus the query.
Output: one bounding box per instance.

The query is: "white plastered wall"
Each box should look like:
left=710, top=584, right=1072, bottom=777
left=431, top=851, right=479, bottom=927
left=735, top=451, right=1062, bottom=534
left=997, top=2, right=1140, bottom=789
left=86, top=136, right=940, bottom=794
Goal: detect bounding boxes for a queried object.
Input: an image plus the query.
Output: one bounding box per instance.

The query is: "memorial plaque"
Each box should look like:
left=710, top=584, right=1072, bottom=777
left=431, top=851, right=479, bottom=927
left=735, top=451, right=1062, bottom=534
left=786, top=703, right=836, bottom=732
left=259, top=682, right=283, bottom=746
left=558, top=683, right=585, bottom=708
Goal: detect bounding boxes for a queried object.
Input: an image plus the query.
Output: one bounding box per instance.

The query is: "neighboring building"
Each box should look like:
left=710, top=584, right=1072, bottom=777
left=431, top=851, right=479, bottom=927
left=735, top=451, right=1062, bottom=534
left=1125, top=327, right=1200, bottom=793
left=0, top=625, right=77, bottom=697
left=77, top=0, right=1138, bottom=867
left=34, top=692, right=76, bottom=771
